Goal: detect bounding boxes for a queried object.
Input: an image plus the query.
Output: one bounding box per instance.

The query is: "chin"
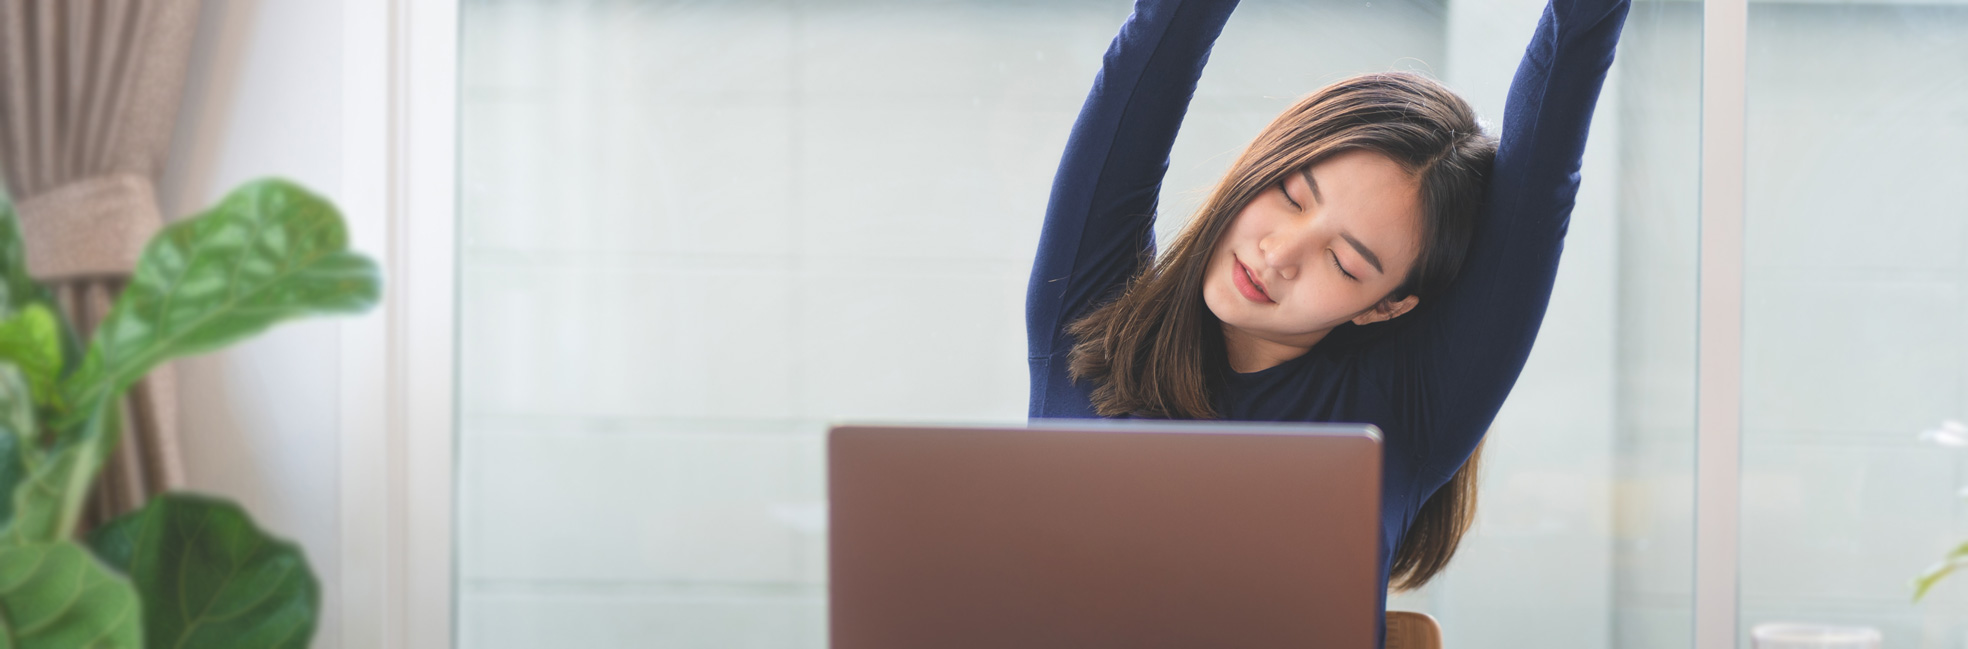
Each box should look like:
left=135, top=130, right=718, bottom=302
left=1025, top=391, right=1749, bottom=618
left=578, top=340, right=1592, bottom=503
left=1204, top=288, right=1268, bottom=336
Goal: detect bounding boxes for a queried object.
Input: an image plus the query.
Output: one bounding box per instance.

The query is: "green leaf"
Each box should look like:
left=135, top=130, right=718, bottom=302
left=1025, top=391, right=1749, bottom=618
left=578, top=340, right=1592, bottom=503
left=0, top=431, right=20, bottom=539
left=0, top=196, right=47, bottom=316
left=0, top=366, right=36, bottom=532
left=0, top=197, right=45, bottom=543
left=64, top=177, right=380, bottom=419
left=0, top=200, right=69, bottom=396
left=0, top=306, right=64, bottom=410
left=0, top=540, right=141, bottom=648
left=87, top=493, right=318, bottom=649
left=1915, top=559, right=1964, bottom=602
left=1915, top=539, right=1968, bottom=601
left=3, top=178, right=377, bottom=548
left=2, top=408, right=117, bottom=545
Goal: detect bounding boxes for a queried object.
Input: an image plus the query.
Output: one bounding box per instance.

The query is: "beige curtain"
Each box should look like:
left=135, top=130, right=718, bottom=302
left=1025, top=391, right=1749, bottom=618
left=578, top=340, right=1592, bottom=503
left=0, top=1, right=201, bottom=530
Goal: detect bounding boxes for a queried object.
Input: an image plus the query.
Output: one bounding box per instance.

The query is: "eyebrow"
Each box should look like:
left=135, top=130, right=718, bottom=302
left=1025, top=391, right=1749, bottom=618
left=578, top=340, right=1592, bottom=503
left=1298, top=168, right=1324, bottom=205
left=1339, top=231, right=1383, bottom=274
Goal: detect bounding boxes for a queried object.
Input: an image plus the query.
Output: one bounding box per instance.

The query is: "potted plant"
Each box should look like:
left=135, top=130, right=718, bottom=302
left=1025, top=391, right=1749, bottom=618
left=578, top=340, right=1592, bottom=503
left=0, top=178, right=377, bottom=647
left=1915, top=419, right=1968, bottom=602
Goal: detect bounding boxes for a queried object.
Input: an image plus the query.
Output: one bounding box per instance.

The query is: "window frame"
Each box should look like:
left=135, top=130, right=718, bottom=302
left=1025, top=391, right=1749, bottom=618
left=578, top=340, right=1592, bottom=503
left=338, top=0, right=460, bottom=647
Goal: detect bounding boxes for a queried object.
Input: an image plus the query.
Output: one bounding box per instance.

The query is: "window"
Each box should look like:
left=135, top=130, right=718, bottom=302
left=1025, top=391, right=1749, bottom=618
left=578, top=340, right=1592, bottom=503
left=451, top=0, right=1710, bottom=646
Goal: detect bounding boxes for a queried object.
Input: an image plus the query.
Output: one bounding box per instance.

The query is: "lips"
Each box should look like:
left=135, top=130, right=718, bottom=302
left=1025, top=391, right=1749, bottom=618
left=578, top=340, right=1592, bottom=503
left=1232, top=256, right=1273, bottom=304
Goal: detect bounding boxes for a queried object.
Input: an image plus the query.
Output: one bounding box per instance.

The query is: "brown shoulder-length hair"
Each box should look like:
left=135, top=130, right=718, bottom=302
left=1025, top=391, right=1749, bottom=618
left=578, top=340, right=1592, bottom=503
left=1065, top=72, right=1497, bottom=591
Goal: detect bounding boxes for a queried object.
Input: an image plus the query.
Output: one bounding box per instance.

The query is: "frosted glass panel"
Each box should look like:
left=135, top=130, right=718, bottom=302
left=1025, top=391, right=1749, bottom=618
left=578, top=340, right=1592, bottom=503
left=1739, top=3, right=1968, bottom=645
left=454, top=0, right=1700, bottom=646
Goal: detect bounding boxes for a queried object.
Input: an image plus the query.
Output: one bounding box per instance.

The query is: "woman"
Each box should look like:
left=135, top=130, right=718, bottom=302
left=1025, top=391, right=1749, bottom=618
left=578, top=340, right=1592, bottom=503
left=1024, top=0, right=1630, bottom=637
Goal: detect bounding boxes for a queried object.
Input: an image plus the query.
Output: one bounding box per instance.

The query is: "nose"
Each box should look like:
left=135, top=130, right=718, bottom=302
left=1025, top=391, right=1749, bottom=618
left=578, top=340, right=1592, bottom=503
left=1259, top=228, right=1319, bottom=281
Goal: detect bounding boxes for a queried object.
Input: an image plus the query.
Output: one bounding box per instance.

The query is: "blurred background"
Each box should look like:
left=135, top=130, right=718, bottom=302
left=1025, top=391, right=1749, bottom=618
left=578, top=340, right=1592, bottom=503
left=446, top=0, right=1963, bottom=647
left=452, top=0, right=1968, bottom=646
left=17, top=0, right=1959, bottom=646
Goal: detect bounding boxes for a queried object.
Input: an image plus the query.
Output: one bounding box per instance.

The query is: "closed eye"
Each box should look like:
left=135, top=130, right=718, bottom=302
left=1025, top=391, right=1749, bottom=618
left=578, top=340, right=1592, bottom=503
left=1277, top=180, right=1301, bottom=210
left=1329, top=250, right=1357, bottom=281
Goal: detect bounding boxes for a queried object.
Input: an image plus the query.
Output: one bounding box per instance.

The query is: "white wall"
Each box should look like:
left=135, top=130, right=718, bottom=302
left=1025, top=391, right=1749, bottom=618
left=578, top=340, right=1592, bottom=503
left=158, top=1, right=347, bottom=647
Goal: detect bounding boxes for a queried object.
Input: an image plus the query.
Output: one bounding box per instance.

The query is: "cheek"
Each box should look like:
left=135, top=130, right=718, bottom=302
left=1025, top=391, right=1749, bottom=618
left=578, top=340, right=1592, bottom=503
left=1203, top=213, right=1256, bottom=287
left=1201, top=254, right=1235, bottom=309
left=1279, top=283, right=1340, bottom=326
left=1278, top=277, right=1380, bottom=330
left=1220, top=206, right=1271, bottom=244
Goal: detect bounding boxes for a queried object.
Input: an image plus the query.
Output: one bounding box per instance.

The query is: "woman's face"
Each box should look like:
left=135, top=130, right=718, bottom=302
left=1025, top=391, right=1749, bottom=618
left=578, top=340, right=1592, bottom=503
left=1203, top=149, right=1425, bottom=351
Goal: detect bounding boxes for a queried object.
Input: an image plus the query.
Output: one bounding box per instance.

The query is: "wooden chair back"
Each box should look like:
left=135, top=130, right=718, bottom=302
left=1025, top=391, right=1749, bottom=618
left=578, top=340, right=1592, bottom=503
left=1385, top=610, right=1443, bottom=649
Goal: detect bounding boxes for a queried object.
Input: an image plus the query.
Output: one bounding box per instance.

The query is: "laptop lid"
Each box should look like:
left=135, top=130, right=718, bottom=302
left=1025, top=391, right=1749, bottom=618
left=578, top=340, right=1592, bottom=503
left=828, top=420, right=1383, bottom=648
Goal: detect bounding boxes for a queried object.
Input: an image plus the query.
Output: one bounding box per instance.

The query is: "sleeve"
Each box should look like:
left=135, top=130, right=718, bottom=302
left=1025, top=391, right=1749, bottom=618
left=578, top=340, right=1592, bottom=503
left=1395, top=0, right=1631, bottom=462
left=1024, top=0, right=1241, bottom=418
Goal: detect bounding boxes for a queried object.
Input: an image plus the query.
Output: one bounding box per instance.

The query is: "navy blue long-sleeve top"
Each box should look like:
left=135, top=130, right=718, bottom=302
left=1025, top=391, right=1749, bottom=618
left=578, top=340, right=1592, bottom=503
left=1024, top=0, right=1630, bottom=636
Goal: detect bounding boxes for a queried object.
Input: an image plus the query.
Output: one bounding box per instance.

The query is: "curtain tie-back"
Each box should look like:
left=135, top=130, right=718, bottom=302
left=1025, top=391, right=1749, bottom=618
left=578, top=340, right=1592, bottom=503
left=15, top=174, right=165, bottom=281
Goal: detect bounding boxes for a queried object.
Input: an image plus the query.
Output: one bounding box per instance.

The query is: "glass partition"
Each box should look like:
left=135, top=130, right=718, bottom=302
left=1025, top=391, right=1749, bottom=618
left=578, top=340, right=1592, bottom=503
left=1739, top=1, right=1968, bottom=644
left=454, top=0, right=1702, bottom=646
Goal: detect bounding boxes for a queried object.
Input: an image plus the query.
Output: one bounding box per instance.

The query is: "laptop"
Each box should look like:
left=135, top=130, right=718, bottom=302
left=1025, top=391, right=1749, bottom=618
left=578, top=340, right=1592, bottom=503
left=828, top=420, right=1383, bottom=648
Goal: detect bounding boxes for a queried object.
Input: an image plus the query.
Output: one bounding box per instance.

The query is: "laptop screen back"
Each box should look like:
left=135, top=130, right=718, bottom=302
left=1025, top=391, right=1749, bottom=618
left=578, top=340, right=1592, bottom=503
left=829, top=421, right=1383, bottom=648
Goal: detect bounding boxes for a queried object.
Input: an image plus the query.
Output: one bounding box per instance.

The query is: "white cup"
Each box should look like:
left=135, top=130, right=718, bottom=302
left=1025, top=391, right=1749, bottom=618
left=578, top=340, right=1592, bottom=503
left=1751, top=623, right=1883, bottom=649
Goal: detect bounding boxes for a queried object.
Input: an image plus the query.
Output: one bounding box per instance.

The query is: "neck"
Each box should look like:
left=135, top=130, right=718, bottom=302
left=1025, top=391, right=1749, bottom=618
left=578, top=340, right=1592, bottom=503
left=1220, top=323, right=1327, bottom=374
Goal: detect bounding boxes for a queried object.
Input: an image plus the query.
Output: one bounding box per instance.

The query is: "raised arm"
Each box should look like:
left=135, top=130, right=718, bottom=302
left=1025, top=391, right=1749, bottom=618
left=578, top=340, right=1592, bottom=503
left=1025, top=0, right=1240, bottom=417
left=1399, top=0, right=1631, bottom=457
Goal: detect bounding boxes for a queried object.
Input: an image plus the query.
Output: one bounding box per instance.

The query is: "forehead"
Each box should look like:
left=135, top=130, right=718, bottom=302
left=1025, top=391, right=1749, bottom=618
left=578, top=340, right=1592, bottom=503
left=1306, top=149, right=1417, bottom=203
left=1303, top=150, right=1423, bottom=260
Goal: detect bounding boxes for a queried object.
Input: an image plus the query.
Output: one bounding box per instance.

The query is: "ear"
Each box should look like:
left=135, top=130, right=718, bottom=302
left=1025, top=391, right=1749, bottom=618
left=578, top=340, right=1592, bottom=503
left=1350, top=295, right=1420, bottom=326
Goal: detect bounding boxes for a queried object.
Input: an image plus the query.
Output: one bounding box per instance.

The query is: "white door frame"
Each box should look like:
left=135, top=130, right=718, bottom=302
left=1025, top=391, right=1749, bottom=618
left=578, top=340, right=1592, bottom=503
left=1696, top=0, right=1748, bottom=645
left=339, top=0, right=459, bottom=647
